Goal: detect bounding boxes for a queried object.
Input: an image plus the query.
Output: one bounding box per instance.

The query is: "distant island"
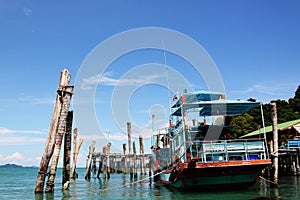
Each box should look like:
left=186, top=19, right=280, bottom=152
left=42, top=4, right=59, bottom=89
left=0, top=164, right=37, bottom=168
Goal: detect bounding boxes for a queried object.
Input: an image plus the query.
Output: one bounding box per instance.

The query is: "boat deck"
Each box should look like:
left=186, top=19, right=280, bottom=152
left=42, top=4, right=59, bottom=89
left=189, top=139, right=268, bottom=163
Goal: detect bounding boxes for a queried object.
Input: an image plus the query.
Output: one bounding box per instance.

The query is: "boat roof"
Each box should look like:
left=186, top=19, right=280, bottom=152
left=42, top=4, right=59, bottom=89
left=171, top=99, right=260, bottom=116
left=171, top=90, right=224, bottom=108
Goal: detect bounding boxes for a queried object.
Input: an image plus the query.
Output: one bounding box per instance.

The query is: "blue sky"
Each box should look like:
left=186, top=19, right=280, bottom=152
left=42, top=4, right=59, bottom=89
left=0, top=0, right=299, bottom=167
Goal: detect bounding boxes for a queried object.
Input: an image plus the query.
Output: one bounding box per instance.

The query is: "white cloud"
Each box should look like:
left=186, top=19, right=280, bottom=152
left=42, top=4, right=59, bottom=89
left=0, top=127, right=46, bottom=135
left=0, top=127, right=47, bottom=146
left=230, top=82, right=297, bottom=102
left=78, top=71, right=165, bottom=90
left=23, top=8, right=32, bottom=16
left=0, top=152, right=38, bottom=166
left=82, top=133, right=128, bottom=142
left=0, top=96, right=55, bottom=105
left=239, top=83, right=284, bottom=96
left=7, top=152, right=23, bottom=159
left=17, top=95, right=55, bottom=105
left=0, top=136, right=46, bottom=146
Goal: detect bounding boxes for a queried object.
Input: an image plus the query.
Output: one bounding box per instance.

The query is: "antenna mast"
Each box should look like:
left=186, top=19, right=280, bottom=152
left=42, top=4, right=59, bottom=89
left=162, top=40, right=171, bottom=113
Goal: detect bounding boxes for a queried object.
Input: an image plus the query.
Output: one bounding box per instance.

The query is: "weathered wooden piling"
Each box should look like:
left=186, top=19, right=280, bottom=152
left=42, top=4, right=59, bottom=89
left=62, top=111, right=73, bottom=190
left=97, top=159, right=103, bottom=178
left=127, top=122, right=133, bottom=179
left=278, top=149, right=300, bottom=176
left=133, top=141, right=137, bottom=179
left=46, top=85, right=74, bottom=193
left=148, top=157, right=152, bottom=182
left=71, top=135, right=83, bottom=179
left=35, top=69, right=71, bottom=193
left=107, top=143, right=111, bottom=179
left=71, top=128, right=77, bottom=178
left=92, top=156, right=97, bottom=175
left=85, top=140, right=95, bottom=180
left=270, top=102, right=278, bottom=185
left=102, top=146, right=107, bottom=179
left=123, top=144, right=127, bottom=174
left=139, top=135, right=146, bottom=175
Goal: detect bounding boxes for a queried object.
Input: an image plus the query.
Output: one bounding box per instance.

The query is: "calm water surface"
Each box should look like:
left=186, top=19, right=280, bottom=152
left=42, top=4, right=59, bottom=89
left=0, top=168, right=299, bottom=199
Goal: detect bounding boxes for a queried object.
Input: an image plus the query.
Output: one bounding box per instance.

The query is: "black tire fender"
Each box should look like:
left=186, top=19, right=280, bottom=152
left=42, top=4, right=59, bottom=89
left=169, top=168, right=178, bottom=183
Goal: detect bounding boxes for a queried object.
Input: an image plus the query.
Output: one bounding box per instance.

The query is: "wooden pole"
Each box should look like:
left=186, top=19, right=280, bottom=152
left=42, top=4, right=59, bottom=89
left=71, top=128, right=77, bottom=178
left=107, top=142, right=111, bottom=179
left=92, top=156, right=97, bottom=175
left=139, top=135, right=146, bottom=175
left=103, top=146, right=107, bottom=179
left=127, top=122, right=133, bottom=179
left=270, top=102, right=278, bottom=185
left=46, top=86, right=74, bottom=193
left=62, top=111, right=73, bottom=190
left=133, top=141, right=137, bottom=179
left=97, top=158, right=102, bottom=178
left=85, top=140, right=95, bottom=180
left=123, top=144, right=127, bottom=174
left=71, top=137, right=83, bottom=179
left=35, top=69, right=71, bottom=193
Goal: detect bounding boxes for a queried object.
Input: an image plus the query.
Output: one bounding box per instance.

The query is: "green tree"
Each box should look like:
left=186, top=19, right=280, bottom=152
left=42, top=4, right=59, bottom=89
left=229, top=85, right=300, bottom=138
left=289, top=85, right=300, bottom=116
left=230, top=113, right=258, bottom=139
left=271, top=99, right=298, bottom=123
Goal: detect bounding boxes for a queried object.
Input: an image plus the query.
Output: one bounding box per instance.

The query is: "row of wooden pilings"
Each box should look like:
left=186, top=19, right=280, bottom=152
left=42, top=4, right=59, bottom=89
left=268, top=102, right=300, bottom=185
left=85, top=122, right=152, bottom=180
left=35, top=69, right=83, bottom=193
left=278, top=149, right=300, bottom=176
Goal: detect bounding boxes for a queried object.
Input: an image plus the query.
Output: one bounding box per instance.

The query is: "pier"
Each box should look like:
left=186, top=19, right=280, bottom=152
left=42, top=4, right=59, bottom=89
left=278, top=148, right=300, bottom=176
left=84, top=122, right=152, bottom=180
left=86, top=151, right=152, bottom=179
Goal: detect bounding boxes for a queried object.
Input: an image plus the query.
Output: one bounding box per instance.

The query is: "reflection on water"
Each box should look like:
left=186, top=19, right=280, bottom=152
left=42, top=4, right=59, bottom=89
left=12, top=173, right=284, bottom=200
left=1, top=168, right=300, bottom=199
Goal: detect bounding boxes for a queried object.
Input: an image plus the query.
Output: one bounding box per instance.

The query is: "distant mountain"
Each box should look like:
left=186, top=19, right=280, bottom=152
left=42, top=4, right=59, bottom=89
left=0, top=164, right=24, bottom=168
left=0, top=164, right=37, bottom=168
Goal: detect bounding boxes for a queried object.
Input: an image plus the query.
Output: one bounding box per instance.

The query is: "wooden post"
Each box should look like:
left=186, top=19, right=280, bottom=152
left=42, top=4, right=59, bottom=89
left=71, top=137, right=83, bottom=179
left=139, top=135, right=146, bottom=175
left=97, top=158, right=103, bottom=178
left=148, top=157, right=152, bottom=183
left=92, top=156, right=97, bottom=175
left=35, top=69, right=71, bottom=193
left=103, top=146, right=107, bottom=179
left=127, top=122, right=133, bottom=179
left=62, top=111, right=73, bottom=190
left=192, top=119, right=196, bottom=126
left=71, top=128, right=77, bottom=178
left=46, top=85, right=74, bottom=193
left=297, top=151, right=300, bottom=175
left=292, top=155, right=297, bottom=175
left=107, top=142, right=111, bottom=179
left=270, top=102, right=278, bottom=185
left=123, top=144, right=127, bottom=174
left=133, top=141, right=137, bottom=179
left=85, top=140, right=95, bottom=180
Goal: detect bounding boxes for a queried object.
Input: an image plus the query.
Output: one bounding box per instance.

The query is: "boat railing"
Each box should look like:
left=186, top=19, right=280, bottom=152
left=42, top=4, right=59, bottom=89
left=285, top=139, right=300, bottom=150
left=188, top=139, right=267, bottom=163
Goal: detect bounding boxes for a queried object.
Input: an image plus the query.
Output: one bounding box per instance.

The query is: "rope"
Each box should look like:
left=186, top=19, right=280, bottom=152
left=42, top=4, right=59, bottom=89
left=259, top=176, right=278, bottom=185
left=98, top=169, right=167, bottom=192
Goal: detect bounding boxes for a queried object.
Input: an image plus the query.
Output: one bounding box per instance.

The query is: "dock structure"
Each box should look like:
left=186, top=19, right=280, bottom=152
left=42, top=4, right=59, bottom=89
left=278, top=148, right=300, bottom=176
left=88, top=151, right=152, bottom=178
left=84, top=122, right=152, bottom=179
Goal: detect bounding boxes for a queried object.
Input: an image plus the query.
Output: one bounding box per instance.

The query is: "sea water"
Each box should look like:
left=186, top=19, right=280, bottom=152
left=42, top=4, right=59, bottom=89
left=0, top=167, right=299, bottom=200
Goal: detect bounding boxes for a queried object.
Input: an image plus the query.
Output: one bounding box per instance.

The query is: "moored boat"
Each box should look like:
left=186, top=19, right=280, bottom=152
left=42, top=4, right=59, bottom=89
left=150, top=90, right=271, bottom=190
